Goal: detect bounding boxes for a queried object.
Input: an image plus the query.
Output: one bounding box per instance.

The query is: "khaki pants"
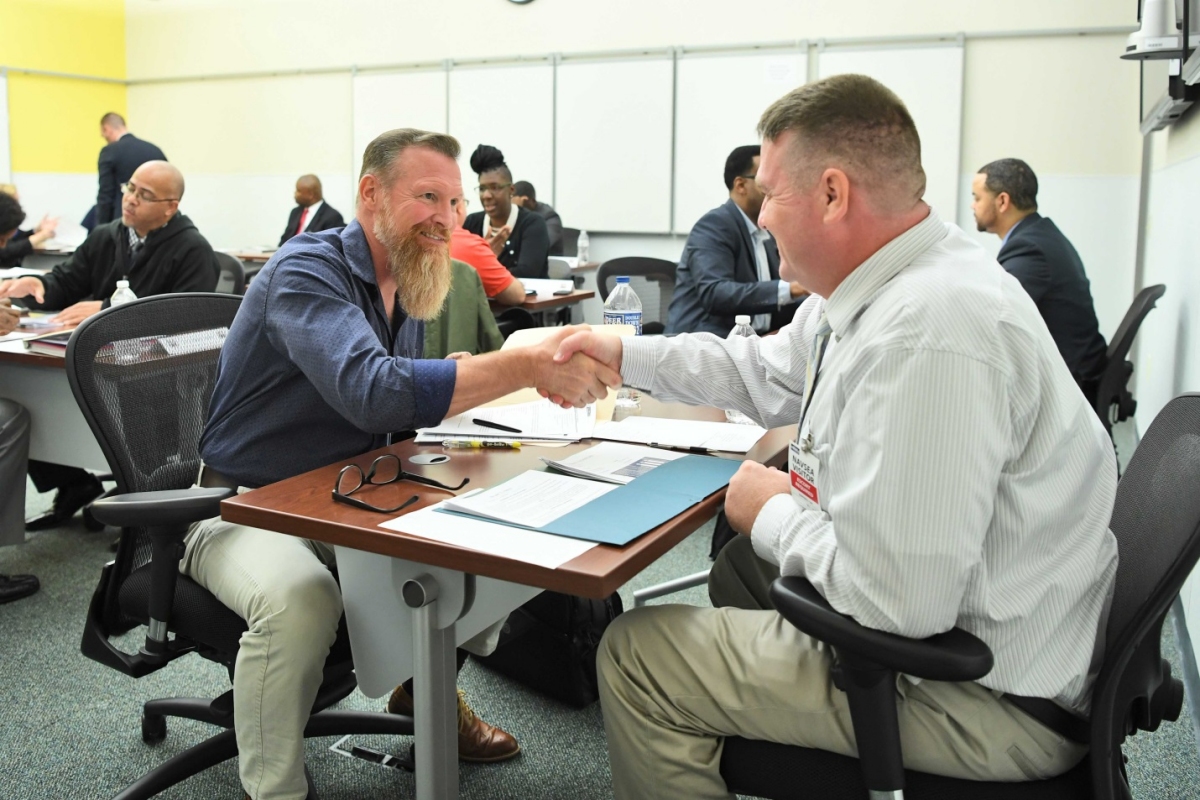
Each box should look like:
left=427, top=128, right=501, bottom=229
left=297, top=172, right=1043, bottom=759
left=597, top=536, right=1087, bottom=800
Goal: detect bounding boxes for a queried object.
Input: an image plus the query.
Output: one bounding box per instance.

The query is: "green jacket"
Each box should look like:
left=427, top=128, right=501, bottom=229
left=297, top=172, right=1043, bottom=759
left=423, top=259, right=505, bottom=359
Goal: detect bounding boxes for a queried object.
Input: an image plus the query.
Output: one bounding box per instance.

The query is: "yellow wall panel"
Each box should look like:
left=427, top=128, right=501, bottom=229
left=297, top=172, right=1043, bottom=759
left=0, top=0, right=125, bottom=79
left=8, top=74, right=127, bottom=173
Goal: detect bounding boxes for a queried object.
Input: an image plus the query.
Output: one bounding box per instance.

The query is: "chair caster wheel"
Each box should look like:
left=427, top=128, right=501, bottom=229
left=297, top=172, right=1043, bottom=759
left=142, top=712, right=167, bottom=744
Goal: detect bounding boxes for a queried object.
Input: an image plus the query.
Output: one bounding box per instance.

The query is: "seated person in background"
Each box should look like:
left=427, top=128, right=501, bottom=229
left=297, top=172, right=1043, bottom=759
left=190, top=127, right=616, bottom=800
left=972, top=158, right=1107, bottom=406
left=667, top=144, right=805, bottom=336
left=463, top=144, right=550, bottom=279
left=0, top=184, right=58, bottom=269
left=0, top=160, right=219, bottom=532
left=0, top=197, right=37, bottom=604
left=512, top=180, right=564, bottom=255
left=423, top=258, right=505, bottom=359
left=555, top=75, right=1118, bottom=798
left=451, top=196, right=526, bottom=305
left=279, top=174, right=345, bottom=247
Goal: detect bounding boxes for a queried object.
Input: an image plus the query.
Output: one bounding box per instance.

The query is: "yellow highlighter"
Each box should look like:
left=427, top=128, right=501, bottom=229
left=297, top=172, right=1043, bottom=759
left=441, top=439, right=521, bottom=450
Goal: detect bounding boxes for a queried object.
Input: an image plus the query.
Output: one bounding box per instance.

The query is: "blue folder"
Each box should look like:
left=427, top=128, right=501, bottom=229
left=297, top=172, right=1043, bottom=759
left=436, top=455, right=741, bottom=546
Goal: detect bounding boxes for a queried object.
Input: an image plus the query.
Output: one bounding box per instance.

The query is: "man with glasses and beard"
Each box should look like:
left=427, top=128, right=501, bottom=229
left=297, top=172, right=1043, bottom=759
left=191, top=128, right=619, bottom=800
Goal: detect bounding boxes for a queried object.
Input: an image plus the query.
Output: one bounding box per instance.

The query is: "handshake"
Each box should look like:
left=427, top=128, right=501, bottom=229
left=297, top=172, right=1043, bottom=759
left=529, top=325, right=627, bottom=409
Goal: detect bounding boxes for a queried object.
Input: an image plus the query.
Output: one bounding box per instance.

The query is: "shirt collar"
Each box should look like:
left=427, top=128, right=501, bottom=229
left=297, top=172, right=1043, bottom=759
left=1000, top=213, right=1033, bottom=248
left=340, top=219, right=379, bottom=287
left=484, top=204, right=520, bottom=237
left=305, top=199, right=323, bottom=216
left=823, top=206, right=948, bottom=335
left=735, top=203, right=768, bottom=240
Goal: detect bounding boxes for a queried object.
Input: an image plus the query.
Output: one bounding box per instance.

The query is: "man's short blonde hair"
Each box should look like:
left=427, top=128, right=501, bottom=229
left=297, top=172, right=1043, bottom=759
left=758, top=74, right=926, bottom=211
left=359, top=128, right=461, bottom=186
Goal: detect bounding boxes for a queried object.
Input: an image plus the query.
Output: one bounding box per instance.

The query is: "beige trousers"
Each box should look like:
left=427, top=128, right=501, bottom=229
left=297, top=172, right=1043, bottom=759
left=597, top=536, right=1087, bottom=800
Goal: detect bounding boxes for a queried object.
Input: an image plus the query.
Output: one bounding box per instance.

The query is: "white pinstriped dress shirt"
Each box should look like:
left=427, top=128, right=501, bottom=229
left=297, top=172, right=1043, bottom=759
left=622, top=208, right=1118, bottom=713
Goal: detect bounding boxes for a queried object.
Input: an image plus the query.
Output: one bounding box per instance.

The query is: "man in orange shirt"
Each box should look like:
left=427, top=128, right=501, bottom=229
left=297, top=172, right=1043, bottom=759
left=451, top=197, right=526, bottom=306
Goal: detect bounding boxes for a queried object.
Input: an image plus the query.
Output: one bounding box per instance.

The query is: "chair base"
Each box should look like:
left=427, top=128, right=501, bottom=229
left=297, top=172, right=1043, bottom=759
left=720, top=737, right=1094, bottom=800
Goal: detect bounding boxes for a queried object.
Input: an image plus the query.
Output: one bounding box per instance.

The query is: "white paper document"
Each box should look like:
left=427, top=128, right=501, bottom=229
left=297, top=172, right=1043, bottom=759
left=541, top=442, right=686, bottom=484
left=0, top=267, right=45, bottom=280
left=417, top=400, right=595, bottom=442
left=441, top=470, right=617, bottom=529
left=592, top=416, right=767, bottom=453
left=380, top=494, right=596, bottom=569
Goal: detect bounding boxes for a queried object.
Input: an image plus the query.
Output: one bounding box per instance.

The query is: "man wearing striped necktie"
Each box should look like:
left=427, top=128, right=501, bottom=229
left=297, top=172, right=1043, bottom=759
left=552, top=74, right=1117, bottom=799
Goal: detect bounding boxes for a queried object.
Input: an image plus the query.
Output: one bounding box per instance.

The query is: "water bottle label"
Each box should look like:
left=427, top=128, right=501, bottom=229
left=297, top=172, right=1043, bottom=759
left=604, top=311, right=642, bottom=334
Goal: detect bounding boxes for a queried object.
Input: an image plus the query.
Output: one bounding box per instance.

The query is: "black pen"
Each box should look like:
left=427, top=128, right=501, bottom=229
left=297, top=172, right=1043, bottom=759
left=473, top=418, right=523, bottom=434
left=649, top=442, right=717, bottom=455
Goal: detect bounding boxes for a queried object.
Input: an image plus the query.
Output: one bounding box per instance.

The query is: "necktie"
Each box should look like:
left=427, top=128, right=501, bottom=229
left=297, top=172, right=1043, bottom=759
left=751, top=229, right=772, bottom=333
left=296, top=207, right=309, bottom=235
left=799, top=311, right=833, bottom=429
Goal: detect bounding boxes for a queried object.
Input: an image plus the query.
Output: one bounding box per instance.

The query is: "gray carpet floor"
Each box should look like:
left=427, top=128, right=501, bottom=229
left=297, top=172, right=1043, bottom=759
left=2, top=479, right=1199, bottom=799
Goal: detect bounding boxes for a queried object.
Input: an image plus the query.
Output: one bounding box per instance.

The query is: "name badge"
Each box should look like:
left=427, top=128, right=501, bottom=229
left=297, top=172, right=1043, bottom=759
left=789, top=439, right=821, bottom=511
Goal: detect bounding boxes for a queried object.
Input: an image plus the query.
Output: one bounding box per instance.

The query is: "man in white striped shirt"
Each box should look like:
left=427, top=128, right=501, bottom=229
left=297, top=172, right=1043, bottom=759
left=552, top=74, right=1117, bottom=799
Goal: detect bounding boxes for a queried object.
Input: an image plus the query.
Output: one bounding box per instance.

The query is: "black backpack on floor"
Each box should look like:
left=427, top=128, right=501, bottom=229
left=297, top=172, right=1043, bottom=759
left=474, top=590, right=623, bottom=708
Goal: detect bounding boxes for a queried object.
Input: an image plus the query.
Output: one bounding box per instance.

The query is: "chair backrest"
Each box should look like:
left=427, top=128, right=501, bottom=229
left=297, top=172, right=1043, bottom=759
left=494, top=306, right=538, bottom=340
left=1090, top=393, right=1200, bottom=783
left=560, top=227, right=580, bottom=257
left=214, top=252, right=247, bottom=295
left=65, top=293, right=241, bottom=622
left=596, top=257, right=677, bottom=334
left=1095, top=284, right=1165, bottom=433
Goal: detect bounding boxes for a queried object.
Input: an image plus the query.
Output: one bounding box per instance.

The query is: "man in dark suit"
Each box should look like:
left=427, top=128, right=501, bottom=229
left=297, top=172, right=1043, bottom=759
left=666, top=145, right=805, bottom=335
left=97, top=112, right=166, bottom=225
left=512, top=181, right=564, bottom=255
left=279, top=174, right=345, bottom=246
left=972, top=158, right=1107, bottom=405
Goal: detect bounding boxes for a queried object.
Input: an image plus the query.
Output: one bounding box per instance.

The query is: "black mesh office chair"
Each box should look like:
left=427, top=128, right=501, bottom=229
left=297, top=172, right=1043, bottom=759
left=214, top=252, right=247, bottom=295
left=721, top=392, right=1200, bottom=800
left=1095, top=284, right=1166, bottom=437
left=67, top=293, right=412, bottom=799
left=596, top=257, right=677, bottom=335
left=494, top=306, right=539, bottom=341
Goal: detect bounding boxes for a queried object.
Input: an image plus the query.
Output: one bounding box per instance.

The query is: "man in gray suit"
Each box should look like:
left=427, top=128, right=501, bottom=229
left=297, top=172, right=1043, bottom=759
left=666, top=145, right=805, bottom=336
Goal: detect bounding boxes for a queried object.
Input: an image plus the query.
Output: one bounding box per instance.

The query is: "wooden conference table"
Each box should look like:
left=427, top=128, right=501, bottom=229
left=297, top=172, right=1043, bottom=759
left=222, top=399, right=794, bottom=800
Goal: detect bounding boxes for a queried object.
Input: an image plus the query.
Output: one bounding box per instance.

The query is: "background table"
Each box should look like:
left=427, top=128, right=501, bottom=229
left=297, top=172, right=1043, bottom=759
left=0, top=337, right=108, bottom=471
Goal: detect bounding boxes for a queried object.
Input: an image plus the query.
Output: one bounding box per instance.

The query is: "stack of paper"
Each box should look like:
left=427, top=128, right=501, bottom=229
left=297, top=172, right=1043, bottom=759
left=521, top=278, right=575, bottom=296
left=414, top=400, right=595, bottom=445
left=541, top=442, right=686, bottom=484
left=441, top=471, right=617, bottom=528
left=592, top=416, right=767, bottom=453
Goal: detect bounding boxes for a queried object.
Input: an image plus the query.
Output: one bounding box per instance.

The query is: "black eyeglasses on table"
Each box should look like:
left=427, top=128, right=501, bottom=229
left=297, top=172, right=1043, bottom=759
left=332, top=454, right=469, bottom=514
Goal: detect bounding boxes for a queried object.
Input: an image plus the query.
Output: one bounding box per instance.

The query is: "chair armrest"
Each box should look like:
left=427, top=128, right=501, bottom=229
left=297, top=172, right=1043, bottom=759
left=769, top=576, right=994, bottom=683
left=88, top=487, right=236, bottom=529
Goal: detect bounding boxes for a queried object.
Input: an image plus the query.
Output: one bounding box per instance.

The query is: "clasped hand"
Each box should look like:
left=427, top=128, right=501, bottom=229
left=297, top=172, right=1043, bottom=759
left=529, top=325, right=623, bottom=408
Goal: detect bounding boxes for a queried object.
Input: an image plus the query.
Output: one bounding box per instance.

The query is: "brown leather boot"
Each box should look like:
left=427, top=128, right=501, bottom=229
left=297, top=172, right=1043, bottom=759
left=386, top=685, right=521, bottom=763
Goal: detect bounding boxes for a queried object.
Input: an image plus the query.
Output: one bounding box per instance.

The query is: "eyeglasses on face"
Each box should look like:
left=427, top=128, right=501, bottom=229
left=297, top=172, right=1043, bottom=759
left=476, top=183, right=512, bottom=196
left=121, top=182, right=179, bottom=204
left=332, top=454, right=469, bottom=514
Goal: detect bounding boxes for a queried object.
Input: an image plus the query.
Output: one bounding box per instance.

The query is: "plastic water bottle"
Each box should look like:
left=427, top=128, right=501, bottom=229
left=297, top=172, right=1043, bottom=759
left=725, top=315, right=758, bottom=425
left=604, top=276, right=642, bottom=420
left=576, top=230, right=590, bottom=264
left=603, top=276, right=642, bottom=333
left=110, top=280, right=137, bottom=307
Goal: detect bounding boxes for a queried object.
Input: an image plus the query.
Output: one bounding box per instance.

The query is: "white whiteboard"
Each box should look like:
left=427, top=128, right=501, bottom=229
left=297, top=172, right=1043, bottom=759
left=674, top=51, right=808, bottom=232
left=818, top=45, right=964, bottom=221
left=449, top=63, right=554, bottom=208
left=352, top=70, right=447, bottom=179
left=0, top=73, right=10, bottom=184
left=556, top=58, right=674, bottom=233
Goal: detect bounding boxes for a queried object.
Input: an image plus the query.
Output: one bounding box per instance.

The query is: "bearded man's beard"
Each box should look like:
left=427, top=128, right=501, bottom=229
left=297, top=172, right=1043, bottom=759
left=374, top=199, right=453, bottom=321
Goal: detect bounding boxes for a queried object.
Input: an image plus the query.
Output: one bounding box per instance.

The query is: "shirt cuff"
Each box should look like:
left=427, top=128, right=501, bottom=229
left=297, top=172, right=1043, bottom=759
left=776, top=280, right=791, bottom=307
left=412, top=358, right=457, bottom=428
left=750, top=493, right=799, bottom=568
left=620, top=335, right=661, bottom=391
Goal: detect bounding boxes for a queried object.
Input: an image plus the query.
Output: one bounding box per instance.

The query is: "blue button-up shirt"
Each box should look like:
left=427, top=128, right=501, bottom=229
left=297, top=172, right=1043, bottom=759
left=200, top=219, right=457, bottom=488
